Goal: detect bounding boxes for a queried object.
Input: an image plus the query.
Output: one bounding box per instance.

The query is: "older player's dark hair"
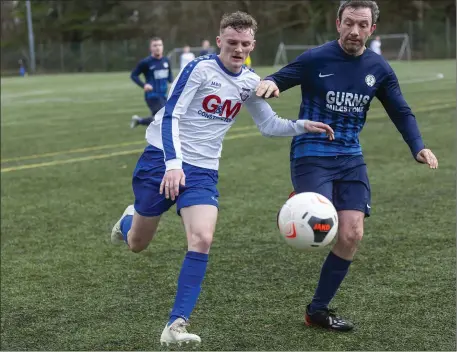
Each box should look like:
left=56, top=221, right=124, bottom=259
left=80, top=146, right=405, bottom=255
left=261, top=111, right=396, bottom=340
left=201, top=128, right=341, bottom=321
left=150, top=36, right=162, bottom=42
left=220, top=11, right=258, bottom=34
left=337, top=0, right=380, bottom=25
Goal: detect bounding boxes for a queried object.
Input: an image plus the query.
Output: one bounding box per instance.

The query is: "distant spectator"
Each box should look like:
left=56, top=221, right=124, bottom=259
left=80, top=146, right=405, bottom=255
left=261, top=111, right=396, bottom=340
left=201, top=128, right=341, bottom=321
left=180, top=45, right=196, bottom=70
left=199, top=39, right=212, bottom=56
left=18, top=59, right=26, bottom=77
left=370, top=35, right=382, bottom=55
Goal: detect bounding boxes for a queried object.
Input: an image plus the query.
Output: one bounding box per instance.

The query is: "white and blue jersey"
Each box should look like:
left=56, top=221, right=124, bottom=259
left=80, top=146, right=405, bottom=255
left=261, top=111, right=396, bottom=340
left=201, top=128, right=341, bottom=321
left=265, top=40, right=425, bottom=160
left=133, top=54, right=310, bottom=217
left=130, top=56, right=173, bottom=99
left=146, top=54, right=308, bottom=171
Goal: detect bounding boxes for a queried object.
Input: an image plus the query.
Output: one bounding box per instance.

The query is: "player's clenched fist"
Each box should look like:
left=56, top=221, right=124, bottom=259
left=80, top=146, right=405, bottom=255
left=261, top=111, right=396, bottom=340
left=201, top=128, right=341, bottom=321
left=160, top=169, right=186, bottom=201
left=304, top=121, right=335, bottom=140
left=144, top=83, right=153, bottom=92
left=255, top=80, right=280, bottom=99
left=416, top=148, right=438, bottom=169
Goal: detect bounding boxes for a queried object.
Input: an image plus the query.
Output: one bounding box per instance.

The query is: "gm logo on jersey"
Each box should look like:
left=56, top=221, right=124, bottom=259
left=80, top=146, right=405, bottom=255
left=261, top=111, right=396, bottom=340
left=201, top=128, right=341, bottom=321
left=325, top=91, right=370, bottom=113
left=198, top=95, right=241, bottom=122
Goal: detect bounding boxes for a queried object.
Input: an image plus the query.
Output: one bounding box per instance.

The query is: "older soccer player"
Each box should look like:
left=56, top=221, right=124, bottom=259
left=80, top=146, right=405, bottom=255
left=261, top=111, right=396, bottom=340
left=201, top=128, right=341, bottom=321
left=256, top=0, right=438, bottom=331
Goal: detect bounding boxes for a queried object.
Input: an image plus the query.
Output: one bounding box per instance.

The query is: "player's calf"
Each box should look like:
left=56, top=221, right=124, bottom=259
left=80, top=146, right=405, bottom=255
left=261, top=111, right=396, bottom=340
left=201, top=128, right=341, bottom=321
left=111, top=206, right=160, bottom=252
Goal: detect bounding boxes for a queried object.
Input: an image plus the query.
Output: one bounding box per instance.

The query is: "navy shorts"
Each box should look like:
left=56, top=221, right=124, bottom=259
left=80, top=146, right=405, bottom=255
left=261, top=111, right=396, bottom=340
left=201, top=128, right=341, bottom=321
left=132, top=145, right=219, bottom=217
left=291, top=155, right=371, bottom=216
left=146, top=97, right=167, bottom=116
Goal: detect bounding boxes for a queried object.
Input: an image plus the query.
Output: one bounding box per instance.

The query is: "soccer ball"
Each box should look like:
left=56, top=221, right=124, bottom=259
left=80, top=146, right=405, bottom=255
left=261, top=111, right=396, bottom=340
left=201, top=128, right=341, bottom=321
left=277, top=192, right=338, bottom=250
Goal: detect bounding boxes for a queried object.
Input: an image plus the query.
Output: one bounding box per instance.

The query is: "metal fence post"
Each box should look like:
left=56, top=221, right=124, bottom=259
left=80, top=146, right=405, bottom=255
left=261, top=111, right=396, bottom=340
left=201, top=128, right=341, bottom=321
left=60, top=42, right=65, bottom=72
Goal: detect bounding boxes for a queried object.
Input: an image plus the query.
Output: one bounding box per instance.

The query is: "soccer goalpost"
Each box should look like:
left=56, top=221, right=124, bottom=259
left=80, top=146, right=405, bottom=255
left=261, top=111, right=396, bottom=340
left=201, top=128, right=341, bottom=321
left=273, top=33, right=411, bottom=67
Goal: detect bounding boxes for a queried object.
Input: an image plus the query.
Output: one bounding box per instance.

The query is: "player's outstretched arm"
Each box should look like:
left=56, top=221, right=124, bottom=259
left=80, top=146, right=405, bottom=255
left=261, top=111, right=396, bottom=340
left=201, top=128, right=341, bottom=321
left=376, top=68, right=438, bottom=169
left=160, top=64, right=203, bottom=200
left=255, top=51, right=312, bottom=99
left=244, top=94, right=334, bottom=140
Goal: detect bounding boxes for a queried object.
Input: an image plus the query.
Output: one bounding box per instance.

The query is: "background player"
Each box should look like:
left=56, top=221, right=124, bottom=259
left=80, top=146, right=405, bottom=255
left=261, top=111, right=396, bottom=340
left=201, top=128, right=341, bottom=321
left=256, top=0, right=438, bottom=332
left=370, top=35, right=382, bottom=55
left=130, top=37, right=173, bottom=128
left=111, top=11, right=334, bottom=346
left=199, top=39, right=213, bottom=56
left=180, top=45, right=196, bottom=71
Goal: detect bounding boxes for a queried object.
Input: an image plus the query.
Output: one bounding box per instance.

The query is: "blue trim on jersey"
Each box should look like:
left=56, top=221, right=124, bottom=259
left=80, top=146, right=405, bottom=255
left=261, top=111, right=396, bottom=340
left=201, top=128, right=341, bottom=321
left=161, top=56, right=213, bottom=162
left=215, top=55, right=243, bottom=77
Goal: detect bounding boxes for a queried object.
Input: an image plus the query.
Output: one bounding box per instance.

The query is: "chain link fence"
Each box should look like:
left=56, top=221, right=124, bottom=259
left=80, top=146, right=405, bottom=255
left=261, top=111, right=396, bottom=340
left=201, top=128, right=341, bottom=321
left=1, top=18, right=455, bottom=76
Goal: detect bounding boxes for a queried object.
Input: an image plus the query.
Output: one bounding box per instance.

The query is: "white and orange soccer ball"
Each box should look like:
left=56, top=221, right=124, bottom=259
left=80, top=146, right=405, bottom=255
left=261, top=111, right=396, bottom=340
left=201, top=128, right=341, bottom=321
left=277, top=192, right=338, bottom=250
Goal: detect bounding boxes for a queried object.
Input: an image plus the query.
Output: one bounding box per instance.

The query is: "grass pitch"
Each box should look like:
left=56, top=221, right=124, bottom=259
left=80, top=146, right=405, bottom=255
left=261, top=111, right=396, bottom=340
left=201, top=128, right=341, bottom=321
left=1, top=60, right=456, bottom=351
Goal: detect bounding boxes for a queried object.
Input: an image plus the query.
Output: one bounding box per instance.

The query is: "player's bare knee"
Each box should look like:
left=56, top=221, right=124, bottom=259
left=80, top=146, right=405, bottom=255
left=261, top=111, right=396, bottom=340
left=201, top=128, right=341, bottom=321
left=188, top=231, right=213, bottom=252
left=338, top=224, right=363, bottom=249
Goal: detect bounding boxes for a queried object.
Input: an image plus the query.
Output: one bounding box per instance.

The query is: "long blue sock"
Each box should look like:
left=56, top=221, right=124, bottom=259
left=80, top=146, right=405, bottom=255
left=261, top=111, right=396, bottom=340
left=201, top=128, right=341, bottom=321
left=138, top=117, right=153, bottom=126
left=309, top=251, right=352, bottom=313
left=168, top=251, right=209, bottom=326
left=120, top=215, right=133, bottom=244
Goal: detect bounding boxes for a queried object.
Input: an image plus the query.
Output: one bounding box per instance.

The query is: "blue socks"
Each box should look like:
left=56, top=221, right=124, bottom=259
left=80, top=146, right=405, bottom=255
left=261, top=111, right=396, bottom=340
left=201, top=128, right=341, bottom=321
left=120, top=215, right=133, bottom=244
left=168, top=251, right=209, bottom=326
left=309, top=251, right=352, bottom=313
left=119, top=217, right=209, bottom=325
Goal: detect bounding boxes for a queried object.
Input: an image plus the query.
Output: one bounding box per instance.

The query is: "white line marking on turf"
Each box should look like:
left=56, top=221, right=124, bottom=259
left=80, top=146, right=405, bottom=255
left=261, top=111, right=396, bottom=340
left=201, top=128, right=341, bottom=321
left=401, top=73, right=445, bottom=84
left=0, top=90, right=53, bottom=99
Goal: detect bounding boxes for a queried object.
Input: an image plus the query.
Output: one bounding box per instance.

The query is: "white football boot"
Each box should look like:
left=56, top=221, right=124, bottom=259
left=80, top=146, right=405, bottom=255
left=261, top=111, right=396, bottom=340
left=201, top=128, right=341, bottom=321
left=130, top=115, right=140, bottom=129
left=160, top=318, right=201, bottom=346
left=110, top=205, right=134, bottom=245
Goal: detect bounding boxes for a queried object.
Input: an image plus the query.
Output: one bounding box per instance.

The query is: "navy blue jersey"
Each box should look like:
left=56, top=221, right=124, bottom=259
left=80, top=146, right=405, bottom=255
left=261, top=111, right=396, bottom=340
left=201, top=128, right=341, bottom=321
left=266, top=40, right=425, bottom=160
left=130, top=56, right=173, bottom=99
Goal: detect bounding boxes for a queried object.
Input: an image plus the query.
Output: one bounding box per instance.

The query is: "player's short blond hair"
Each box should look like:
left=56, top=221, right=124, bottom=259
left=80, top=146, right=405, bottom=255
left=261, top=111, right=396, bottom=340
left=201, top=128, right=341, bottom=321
left=220, top=11, right=258, bottom=35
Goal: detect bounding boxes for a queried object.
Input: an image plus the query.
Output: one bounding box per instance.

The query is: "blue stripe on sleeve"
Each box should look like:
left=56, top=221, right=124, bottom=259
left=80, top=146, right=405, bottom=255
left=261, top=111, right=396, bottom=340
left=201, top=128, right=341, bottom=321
left=161, top=56, right=212, bottom=161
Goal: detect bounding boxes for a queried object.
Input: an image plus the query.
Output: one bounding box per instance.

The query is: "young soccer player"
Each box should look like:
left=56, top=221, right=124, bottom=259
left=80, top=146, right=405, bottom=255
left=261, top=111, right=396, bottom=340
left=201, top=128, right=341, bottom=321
left=256, top=0, right=438, bottom=331
left=130, top=37, right=173, bottom=128
left=111, top=11, right=334, bottom=345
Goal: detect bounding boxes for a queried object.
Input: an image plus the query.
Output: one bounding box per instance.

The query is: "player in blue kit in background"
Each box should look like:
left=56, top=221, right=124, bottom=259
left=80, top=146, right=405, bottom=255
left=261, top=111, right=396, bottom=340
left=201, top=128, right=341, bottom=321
left=130, top=37, right=173, bottom=128
left=256, top=0, right=438, bottom=331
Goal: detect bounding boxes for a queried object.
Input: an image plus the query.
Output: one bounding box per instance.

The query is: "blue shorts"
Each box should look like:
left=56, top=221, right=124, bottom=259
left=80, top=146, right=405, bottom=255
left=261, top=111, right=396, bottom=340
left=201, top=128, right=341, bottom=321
left=132, top=145, right=219, bottom=217
left=146, top=97, right=166, bottom=116
left=291, top=155, right=371, bottom=216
